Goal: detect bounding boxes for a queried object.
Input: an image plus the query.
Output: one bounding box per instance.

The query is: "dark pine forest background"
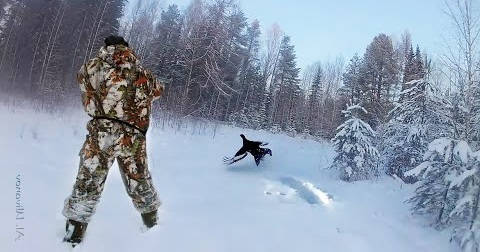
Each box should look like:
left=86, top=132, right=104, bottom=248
left=0, top=0, right=437, bottom=139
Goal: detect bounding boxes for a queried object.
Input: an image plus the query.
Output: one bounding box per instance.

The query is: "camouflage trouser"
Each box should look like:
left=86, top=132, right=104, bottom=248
left=63, top=119, right=161, bottom=223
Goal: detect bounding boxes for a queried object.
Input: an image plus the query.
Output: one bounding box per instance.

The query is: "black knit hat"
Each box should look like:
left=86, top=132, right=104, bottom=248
left=104, top=35, right=129, bottom=47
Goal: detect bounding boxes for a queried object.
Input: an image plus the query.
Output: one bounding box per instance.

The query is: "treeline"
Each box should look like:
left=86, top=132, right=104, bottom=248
left=120, top=0, right=344, bottom=138
left=111, top=0, right=430, bottom=139
left=0, top=0, right=476, bottom=144
left=0, top=0, right=432, bottom=139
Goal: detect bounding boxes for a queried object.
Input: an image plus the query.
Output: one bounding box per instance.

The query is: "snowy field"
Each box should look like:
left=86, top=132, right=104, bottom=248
left=1, top=107, right=459, bottom=252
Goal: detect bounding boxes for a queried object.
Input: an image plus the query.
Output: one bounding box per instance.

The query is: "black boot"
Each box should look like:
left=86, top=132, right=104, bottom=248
left=141, top=210, right=158, bottom=228
left=64, top=219, right=88, bottom=247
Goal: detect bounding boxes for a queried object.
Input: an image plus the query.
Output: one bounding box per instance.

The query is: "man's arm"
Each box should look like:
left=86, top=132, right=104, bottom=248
left=77, top=63, right=96, bottom=112
left=146, top=70, right=165, bottom=100
left=77, top=64, right=89, bottom=94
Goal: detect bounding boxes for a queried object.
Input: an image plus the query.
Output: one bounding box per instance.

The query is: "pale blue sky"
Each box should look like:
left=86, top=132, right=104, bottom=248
left=154, top=0, right=449, bottom=70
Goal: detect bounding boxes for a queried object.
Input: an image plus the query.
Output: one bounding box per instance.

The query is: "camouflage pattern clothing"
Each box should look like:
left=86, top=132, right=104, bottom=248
left=63, top=45, right=163, bottom=223
left=78, top=44, right=163, bottom=132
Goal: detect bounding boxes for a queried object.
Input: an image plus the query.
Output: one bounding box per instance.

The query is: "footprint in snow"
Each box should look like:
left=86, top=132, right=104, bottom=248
left=280, top=176, right=333, bottom=206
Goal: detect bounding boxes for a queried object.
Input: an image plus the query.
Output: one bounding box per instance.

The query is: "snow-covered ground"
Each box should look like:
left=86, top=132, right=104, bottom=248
left=1, top=107, right=459, bottom=252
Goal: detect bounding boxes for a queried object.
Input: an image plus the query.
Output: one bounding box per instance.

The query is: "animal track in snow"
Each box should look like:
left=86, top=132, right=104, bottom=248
left=264, top=177, right=333, bottom=206
left=279, top=177, right=333, bottom=205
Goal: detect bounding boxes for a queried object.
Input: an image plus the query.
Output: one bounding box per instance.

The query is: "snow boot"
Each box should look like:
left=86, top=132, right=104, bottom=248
left=141, top=210, right=158, bottom=228
left=64, top=219, right=88, bottom=247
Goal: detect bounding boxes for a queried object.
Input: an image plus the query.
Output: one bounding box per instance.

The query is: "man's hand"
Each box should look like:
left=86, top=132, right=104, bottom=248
left=142, top=70, right=165, bottom=100
left=152, top=77, right=171, bottom=99
left=150, top=75, right=165, bottom=99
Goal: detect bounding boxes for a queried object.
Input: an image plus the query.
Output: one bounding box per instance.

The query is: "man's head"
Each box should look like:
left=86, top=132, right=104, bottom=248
left=104, top=35, right=129, bottom=47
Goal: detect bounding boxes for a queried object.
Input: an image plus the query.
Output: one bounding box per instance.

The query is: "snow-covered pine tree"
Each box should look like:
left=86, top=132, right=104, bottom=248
left=340, top=55, right=363, bottom=105
left=450, top=153, right=480, bottom=252
left=228, top=107, right=250, bottom=128
left=406, top=138, right=480, bottom=252
left=382, top=79, right=453, bottom=182
left=330, top=104, right=379, bottom=181
left=406, top=138, right=470, bottom=227
left=306, top=65, right=323, bottom=135
left=361, top=34, right=399, bottom=129
left=413, top=46, right=425, bottom=81
left=250, top=89, right=268, bottom=129
left=244, top=21, right=267, bottom=130
left=269, top=36, right=301, bottom=131
left=402, top=45, right=416, bottom=84
left=467, top=83, right=480, bottom=149
left=450, top=93, right=469, bottom=140
left=151, top=4, right=183, bottom=81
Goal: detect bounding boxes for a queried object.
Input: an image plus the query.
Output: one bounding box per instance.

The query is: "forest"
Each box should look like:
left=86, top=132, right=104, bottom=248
left=2, top=0, right=480, bottom=251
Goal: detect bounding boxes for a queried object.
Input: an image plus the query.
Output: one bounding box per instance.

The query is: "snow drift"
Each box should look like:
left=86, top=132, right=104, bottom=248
left=1, top=108, right=458, bottom=252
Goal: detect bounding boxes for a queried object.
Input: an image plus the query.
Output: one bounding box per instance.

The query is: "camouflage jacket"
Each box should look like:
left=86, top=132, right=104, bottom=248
left=78, top=45, right=164, bottom=132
